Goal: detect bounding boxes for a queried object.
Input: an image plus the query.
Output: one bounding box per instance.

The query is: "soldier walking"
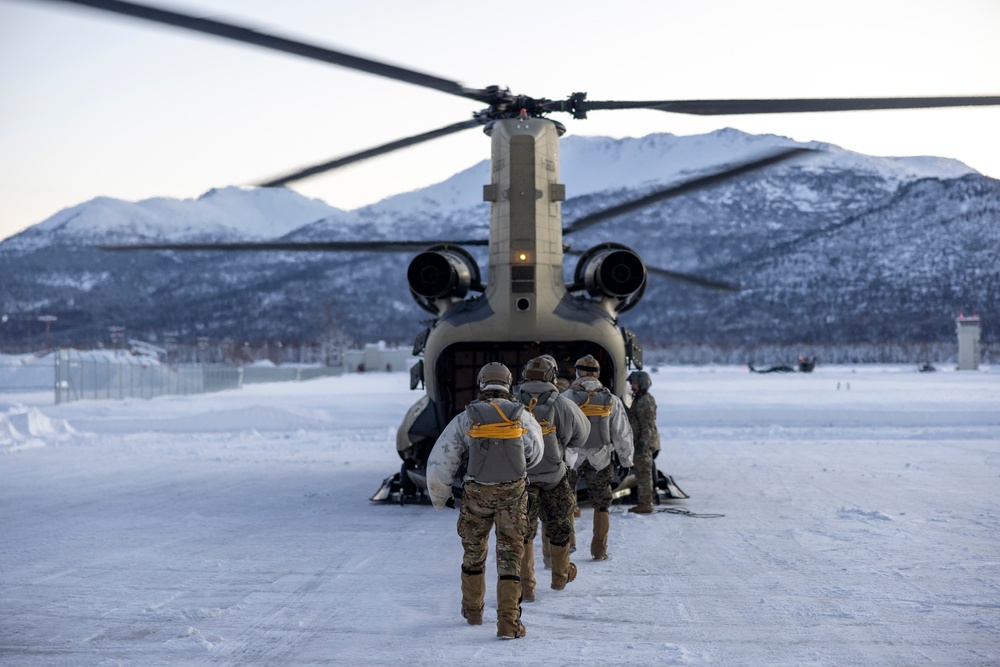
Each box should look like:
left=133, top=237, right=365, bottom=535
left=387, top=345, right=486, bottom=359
left=626, top=370, right=660, bottom=514
left=427, top=362, right=544, bottom=639
left=562, top=355, right=634, bottom=560
left=516, top=356, right=590, bottom=601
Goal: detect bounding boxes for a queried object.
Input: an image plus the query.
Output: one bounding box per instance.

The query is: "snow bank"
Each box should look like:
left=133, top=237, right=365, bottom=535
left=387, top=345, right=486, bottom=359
left=0, top=401, right=77, bottom=452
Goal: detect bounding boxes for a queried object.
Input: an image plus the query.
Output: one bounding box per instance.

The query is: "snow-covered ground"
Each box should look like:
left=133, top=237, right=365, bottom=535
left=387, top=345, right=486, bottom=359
left=1, top=365, right=998, bottom=666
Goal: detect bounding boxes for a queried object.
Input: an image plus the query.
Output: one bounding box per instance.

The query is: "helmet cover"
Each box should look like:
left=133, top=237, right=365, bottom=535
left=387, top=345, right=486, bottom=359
left=524, top=356, right=557, bottom=383
left=478, top=362, right=512, bottom=389
left=574, top=354, right=601, bottom=376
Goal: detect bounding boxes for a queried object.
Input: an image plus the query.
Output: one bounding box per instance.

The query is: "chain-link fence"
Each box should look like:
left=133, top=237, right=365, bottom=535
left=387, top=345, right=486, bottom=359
left=51, top=350, right=344, bottom=404
left=53, top=350, right=241, bottom=403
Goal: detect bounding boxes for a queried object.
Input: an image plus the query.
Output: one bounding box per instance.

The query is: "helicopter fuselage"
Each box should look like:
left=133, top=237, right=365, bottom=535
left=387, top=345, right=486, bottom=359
left=398, top=117, right=645, bottom=469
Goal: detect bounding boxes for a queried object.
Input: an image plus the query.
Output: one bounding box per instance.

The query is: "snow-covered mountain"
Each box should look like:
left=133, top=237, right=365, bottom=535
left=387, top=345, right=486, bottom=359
left=1, top=129, right=996, bottom=353
left=5, top=186, right=348, bottom=251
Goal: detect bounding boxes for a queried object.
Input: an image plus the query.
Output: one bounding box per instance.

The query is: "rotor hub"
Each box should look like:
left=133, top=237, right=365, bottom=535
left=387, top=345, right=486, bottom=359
left=471, top=86, right=583, bottom=120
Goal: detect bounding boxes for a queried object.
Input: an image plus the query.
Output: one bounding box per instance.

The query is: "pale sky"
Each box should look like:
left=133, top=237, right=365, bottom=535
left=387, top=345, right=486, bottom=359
left=1, top=0, right=998, bottom=241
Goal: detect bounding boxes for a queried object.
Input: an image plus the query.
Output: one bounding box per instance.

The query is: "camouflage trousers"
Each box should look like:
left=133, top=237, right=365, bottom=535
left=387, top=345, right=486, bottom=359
left=565, top=467, right=580, bottom=511
left=577, top=459, right=614, bottom=511
left=634, top=445, right=655, bottom=507
left=525, top=475, right=576, bottom=546
left=458, top=479, right=528, bottom=578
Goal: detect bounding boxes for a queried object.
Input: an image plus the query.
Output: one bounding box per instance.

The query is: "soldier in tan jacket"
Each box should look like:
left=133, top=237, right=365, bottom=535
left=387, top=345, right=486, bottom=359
left=626, top=370, right=660, bottom=513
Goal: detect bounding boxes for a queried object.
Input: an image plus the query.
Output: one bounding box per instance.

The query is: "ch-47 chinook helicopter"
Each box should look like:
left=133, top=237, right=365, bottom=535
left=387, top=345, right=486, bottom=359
left=63, top=0, right=1000, bottom=503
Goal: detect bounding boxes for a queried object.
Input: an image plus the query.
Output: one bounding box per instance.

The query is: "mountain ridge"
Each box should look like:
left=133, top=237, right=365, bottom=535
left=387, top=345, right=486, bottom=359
left=1, top=129, right=995, bottom=355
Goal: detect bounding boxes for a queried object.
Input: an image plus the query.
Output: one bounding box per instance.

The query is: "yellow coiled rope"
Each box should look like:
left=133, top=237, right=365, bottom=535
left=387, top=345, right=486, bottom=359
left=524, top=397, right=557, bottom=435
left=467, top=401, right=527, bottom=439
left=579, top=393, right=613, bottom=418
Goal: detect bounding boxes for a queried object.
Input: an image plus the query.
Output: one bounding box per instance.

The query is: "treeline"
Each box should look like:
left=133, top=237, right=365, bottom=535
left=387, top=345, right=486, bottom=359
left=642, top=341, right=993, bottom=367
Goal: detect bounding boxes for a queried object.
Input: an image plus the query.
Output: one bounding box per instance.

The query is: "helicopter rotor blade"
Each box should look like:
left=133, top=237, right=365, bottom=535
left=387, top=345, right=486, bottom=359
left=257, top=119, right=483, bottom=187
left=36, top=2, right=1000, bottom=118
left=645, top=265, right=741, bottom=291
left=44, top=0, right=490, bottom=102
left=99, top=240, right=489, bottom=252
left=563, top=147, right=811, bottom=236
left=563, top=96, right=1000, bottom=116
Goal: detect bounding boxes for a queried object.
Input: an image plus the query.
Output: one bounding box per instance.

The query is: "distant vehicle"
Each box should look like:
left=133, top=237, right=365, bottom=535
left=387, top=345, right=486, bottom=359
left=748, top=363, right=795, bottom=374
left=748, top=356, right=817, bottom=374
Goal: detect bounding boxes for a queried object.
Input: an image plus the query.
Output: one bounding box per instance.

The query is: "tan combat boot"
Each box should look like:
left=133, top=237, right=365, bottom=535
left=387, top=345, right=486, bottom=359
left=635, top=469, right=656, bottom=511
left=549, top=542, right=578, bottom=590
left=461, top=568, right=485, bottom=625
left=541, top=524, right=552, bottom=570
left=496, top=576, right=526, bottom=639
left=591, top=509, right=610, bottom=560
left=520, top=541, right=536, bottom=602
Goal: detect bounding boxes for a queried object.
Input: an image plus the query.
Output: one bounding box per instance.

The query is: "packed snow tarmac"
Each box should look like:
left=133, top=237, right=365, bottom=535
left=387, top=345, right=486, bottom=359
left=2, top=365, right=998, bottom=666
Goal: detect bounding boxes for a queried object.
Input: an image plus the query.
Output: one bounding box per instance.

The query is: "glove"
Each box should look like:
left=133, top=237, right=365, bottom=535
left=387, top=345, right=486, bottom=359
left=617, top=466, right=632, bottom=481
left=445, top=497, right=456, bottom=509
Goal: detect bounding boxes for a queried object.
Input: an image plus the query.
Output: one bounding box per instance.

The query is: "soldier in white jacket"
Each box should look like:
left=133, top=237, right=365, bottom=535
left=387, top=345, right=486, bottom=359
left=516, top=355, right=591, bottom=600
left=427, top=362, right=543, bottom=639
left=562, top=355, right=634, bottom=560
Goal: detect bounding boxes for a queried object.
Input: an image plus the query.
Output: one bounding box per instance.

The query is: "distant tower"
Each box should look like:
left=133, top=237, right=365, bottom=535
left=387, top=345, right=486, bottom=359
left=956, top=315, right=981, bottom=370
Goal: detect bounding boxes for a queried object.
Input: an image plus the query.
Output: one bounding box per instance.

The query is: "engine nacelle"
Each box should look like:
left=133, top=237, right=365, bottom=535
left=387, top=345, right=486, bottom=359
left=572, top=243, right=647, bottom=313
left=407, top=245, right=482, bottom=314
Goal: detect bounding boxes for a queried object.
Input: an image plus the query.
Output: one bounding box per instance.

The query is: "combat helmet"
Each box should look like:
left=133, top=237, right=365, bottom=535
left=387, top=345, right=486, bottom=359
left=627, top=370, right=652, bottom=392
left=574, top=354, right=601, bottom=377
left=523, top=356, right=557, bottom=383
left=542, top=355, right=570, bottom=391
left=478, top=362, right=513, bottom=389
